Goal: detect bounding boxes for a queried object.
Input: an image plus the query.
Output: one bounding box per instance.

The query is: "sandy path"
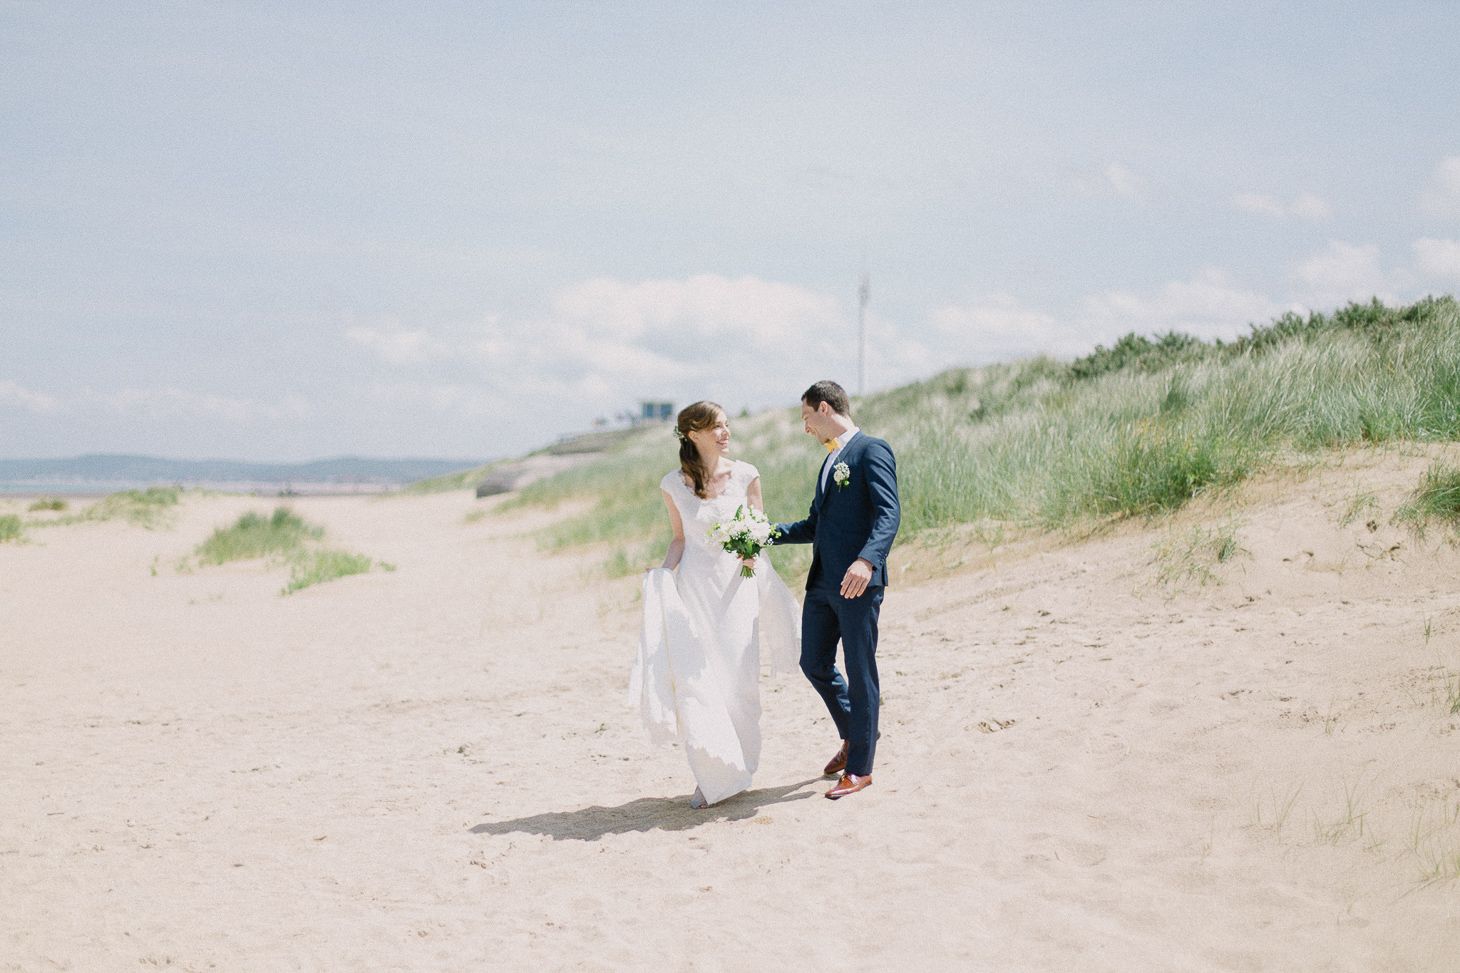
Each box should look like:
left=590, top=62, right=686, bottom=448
left=3, top=450, right=1460, bottom=971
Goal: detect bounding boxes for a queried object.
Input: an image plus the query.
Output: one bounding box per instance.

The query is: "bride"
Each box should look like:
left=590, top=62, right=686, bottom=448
left=627, top=401, right=801, bottom=809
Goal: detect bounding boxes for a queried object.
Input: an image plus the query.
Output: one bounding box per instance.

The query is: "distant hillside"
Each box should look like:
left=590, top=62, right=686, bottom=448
left=0, top=454, right=487, bottom=487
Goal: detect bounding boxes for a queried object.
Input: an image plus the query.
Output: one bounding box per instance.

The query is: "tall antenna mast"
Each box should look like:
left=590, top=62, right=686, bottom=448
left=857, top=270, right=870, bottom=396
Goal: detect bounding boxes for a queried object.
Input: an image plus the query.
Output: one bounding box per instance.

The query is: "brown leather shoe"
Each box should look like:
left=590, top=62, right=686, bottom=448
left=823, top=740, right=849, bottom=776
left=825, top=773, right=872, bottom=799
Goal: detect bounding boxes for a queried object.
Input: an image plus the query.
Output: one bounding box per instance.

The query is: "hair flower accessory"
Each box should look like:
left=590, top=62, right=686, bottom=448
left=833, top=461, right=850, bottom=490
left=672, top=426, right=687, bottom=441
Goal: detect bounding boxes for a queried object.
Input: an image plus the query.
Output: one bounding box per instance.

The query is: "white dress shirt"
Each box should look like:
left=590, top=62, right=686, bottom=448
left=819, top=427, right=861, bottom=493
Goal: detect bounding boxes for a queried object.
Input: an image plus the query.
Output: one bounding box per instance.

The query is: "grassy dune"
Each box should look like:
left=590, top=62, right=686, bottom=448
left=500, top=296, right=1460, bottom=577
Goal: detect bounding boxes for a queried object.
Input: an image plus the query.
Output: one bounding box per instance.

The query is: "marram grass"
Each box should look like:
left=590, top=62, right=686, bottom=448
left=500, top=295, right=1460, bottom=574
left=0, top=514, right=21, bottom=543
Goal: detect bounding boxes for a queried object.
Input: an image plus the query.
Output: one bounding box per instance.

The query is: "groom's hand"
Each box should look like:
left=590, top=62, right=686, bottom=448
left=840, top=558, right=874, bottom=599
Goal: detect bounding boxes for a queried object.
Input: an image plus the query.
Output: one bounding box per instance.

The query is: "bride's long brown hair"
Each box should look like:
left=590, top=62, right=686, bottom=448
left=676, top=401, right=726, bottom=499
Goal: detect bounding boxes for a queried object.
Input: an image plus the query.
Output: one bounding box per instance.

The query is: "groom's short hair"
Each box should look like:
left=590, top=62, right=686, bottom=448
left=802, top=380, right=851, bottom=416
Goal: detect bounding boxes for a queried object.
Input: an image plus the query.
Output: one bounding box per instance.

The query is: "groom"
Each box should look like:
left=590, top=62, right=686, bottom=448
left=774, top=381, right=900, bottom=799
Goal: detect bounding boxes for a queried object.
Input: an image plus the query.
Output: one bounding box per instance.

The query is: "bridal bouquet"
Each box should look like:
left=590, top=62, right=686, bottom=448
left=708, top=505, right=781, bottom=578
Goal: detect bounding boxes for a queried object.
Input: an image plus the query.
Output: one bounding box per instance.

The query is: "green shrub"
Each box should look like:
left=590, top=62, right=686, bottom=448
left=196, top=507, right=323, bottom=565
left=27, top=497, right=68, bottom=512
left=0, top=514, right=22, bottom=543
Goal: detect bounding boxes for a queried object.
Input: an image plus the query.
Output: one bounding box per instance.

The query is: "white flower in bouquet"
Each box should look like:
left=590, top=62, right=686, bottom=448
left=707, top=504, right=781, bottom=578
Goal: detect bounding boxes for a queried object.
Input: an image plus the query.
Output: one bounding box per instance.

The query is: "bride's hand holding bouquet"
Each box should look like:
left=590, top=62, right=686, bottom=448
left=708, top=505, right=780, bottom=578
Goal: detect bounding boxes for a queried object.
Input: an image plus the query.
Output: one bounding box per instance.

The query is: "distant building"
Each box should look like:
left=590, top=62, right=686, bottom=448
left=639, top=401, right=674, bottom=423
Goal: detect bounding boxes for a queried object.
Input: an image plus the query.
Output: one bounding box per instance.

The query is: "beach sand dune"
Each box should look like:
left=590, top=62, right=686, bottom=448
left=3, top=450, right=1459, bottom=971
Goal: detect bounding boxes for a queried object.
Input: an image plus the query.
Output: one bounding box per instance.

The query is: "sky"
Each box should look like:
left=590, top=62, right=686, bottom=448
left=4, top=0, right=1460, bottom=462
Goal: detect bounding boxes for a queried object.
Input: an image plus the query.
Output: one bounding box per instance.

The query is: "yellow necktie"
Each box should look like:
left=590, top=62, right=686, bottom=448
left=824, top=440, right=837, bottom=453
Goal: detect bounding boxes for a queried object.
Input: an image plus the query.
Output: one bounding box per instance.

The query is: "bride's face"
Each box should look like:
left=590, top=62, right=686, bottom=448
left=689, top=412, right=731, bottom=458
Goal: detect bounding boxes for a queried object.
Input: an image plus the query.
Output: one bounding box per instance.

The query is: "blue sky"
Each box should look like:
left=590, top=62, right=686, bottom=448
left=4, top=0, right=1460, bottom=461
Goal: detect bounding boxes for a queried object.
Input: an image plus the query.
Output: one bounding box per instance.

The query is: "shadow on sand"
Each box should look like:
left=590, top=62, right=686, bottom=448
left=469, top=778, right=824, bottom=841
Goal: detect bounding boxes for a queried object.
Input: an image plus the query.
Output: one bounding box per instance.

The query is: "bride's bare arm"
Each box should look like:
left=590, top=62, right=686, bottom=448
left=658, top=489, right=686, bottom=570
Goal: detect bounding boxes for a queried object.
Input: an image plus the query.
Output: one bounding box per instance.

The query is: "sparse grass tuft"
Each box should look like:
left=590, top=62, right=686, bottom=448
left=283, top=549, right=375, bottom=594
left=27, top=497, right=67, bottom=512
left=87, top=486, right=182, bottom=527
left=1393, top=461, right=1460, bottom=538
left=1339, top=487, right=1379, bottom=528
left=0, top=514, right=22, bottom=543
left=196, top=508, right=323, bottom=565
left=1409, top=793, right=1460, bottom=881
left=1312, top=781, right=1370, bottom=846
left=1152, top=518, right=1247, bottom=590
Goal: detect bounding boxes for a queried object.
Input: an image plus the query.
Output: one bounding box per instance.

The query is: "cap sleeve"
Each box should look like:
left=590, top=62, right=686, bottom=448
left=735, top=460, right=760, bottom=483
left=660, top=470, right=686, bottom=494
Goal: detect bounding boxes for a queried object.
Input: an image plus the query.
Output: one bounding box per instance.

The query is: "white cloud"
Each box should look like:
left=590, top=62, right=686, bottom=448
left=1233, top=191, right=1331, bottom=220
left=91, top=388, right=309, bottom=422
left=1072, top=162, right=1148, bottom=203
left=1290, top=193, right=1333, bottom=220
left=362, top=382, right=505, bottom=418
left=1421, top=156, right=1460, bottom=217
left=1103, top=162, right=1145, bottom=201
left=1414, top=237, right=1460, bottom=280
left=1078, top=266, right=1292, bottom=342
left=0, top=379, right=61, bottom=414
left=345, top=274, right=856, bottom=415
left=1288, top=240, right=1399, bottom=308
left=923, top=294, right=1080, bottom=364
left=342, top=322, right=435, bottom=365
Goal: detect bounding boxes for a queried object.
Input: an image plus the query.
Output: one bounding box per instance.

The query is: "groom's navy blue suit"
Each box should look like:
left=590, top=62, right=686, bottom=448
left=775, top=432, right=900, bottom=777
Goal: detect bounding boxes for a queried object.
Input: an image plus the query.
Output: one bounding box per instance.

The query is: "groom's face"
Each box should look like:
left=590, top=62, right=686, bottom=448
left=801, top=400, right=836, bottom=445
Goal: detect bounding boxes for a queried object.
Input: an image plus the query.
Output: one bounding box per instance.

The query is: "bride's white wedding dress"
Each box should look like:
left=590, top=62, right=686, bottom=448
left=627, top=460, right=801, bottom=805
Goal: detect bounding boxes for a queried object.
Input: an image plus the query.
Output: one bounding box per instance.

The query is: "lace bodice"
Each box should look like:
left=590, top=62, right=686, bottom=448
left=661, top=461, right=760, bottom=556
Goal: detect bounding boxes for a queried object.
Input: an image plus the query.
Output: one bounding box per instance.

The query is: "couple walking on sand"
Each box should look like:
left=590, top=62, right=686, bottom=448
left=628, top=380, right=901, bottom=807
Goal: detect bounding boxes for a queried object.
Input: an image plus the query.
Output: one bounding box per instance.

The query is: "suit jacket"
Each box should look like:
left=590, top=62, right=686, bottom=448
left=776, top=432, right=901, bottom=590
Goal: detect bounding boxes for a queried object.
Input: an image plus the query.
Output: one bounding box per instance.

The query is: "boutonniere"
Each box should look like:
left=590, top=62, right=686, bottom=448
left=833, top=461, right=850, bottom=491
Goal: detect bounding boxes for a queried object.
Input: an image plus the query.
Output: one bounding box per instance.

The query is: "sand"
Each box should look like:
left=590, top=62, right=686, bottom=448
left=4, top=447, right=1460, bottom=971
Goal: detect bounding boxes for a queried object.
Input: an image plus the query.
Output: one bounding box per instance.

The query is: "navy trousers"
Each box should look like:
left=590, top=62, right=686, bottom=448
left=800, top=580, right=883, bottom=776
